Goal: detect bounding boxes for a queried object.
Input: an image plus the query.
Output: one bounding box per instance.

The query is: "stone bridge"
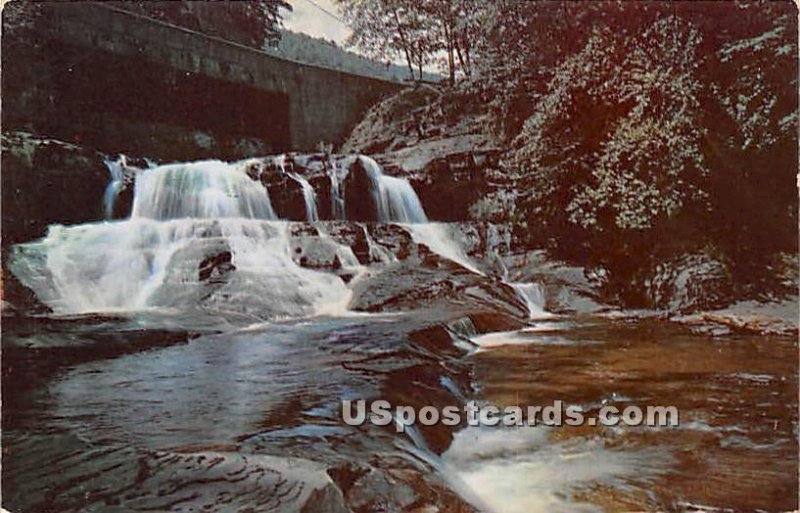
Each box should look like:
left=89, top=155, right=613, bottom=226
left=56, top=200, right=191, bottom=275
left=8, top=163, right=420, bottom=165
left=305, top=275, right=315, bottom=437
left=4, top=2, right=402, bottom=159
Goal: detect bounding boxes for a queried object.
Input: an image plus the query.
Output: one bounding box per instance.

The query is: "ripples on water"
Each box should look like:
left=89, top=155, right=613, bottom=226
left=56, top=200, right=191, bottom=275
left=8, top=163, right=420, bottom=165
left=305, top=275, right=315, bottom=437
left=458, top=318, right=798, bottom=512
left=3, top=157, right=796, bottom=512
left=5, top=313, right=795, bottom=512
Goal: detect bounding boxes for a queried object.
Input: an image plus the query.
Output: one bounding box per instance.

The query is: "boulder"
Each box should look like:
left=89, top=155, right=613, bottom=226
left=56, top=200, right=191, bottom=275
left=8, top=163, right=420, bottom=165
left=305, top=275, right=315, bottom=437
left=1, top=131, right=110, bottom=245
left=643, top=249, right=735, bottom=313
left=674, top=296, right=799, bottom=336
left=503, top=250, right=608, bottom=315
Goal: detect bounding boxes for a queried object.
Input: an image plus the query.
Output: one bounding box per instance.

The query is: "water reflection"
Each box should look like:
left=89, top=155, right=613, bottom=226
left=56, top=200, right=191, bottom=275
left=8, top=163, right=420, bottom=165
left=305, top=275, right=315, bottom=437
left=458, top=318, right=798, bottom=512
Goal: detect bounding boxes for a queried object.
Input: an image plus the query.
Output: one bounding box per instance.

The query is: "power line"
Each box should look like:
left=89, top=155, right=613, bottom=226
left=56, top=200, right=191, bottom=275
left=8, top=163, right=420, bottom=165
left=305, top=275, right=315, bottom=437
left=297, top=0, right=345, bottom=24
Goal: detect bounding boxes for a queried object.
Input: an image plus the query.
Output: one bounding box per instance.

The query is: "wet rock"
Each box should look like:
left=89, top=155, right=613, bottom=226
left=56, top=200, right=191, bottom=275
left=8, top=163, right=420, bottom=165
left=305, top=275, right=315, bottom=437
left=1, top=266, right=52, bottom=315
left=350, top=259, right=526, bottom=321
left=2, top=315, right=194, bottom=416
left=377, top=139, right=500, bottom=222
left=503, top=250, right=608, bottom=314
left=341, top=86, right=501, bottom=222
left=643, top=250, right=735, bottom=313
left=365, top=224, right=415, bottom=261
left=344, top=467, right=419, bottom=511
left=4, top=432, right=349, bottom=513
left=343, top=157, right=380, bottom=222
left=262, top=168, right=308, bottom=221
left=198, top=250, right=235, bottom=283
left=1, top=131, right=110, bottom=244
left=675, top=296, right=799, bottom=336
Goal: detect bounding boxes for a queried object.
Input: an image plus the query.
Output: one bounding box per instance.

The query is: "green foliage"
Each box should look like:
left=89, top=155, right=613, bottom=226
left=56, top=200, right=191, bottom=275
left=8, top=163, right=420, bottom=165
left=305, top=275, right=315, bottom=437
left=113, top=1, right=291, bottom=49
left=337, top=0, right=478, bottom=82
left=468, top=190, right=519, bottom=224
left=510, top=17, right=709, bottom=235
left=487, top=2, right=797, bottom=282
left=345, top=2, right=796, bottom=282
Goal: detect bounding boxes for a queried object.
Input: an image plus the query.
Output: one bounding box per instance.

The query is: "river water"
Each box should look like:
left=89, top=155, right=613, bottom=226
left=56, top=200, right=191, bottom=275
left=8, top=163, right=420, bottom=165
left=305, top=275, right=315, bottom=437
left=451, top=317, right=798, bottom=512
left=3, top=155, right=796, bottom=512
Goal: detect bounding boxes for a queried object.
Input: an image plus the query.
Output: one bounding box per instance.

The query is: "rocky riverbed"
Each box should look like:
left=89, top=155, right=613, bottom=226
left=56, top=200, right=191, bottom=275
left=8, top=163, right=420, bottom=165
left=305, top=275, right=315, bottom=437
left=2, top=134, right=797, bottom=512
left=4, top=218, right=798, bottom=512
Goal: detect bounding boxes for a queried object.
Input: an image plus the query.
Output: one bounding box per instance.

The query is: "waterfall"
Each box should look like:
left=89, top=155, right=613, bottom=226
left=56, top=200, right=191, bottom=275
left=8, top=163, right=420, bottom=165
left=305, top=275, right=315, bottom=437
left=510, top=282, right=551, bottom=319
left=270, top=154, right=319, bottom=222
left=288, top=173, right=319, bottom=222
left=358, top=156, right=428, bottom=223
left=9, top=160, right=346, bottom=317
left=131, top=160, right=277, bottom=220
left=355, top=157, right=484, bottom=274
left=9, top=153, right=490, bottom=316
left=328, top=158, right=348, bottom=220
left=103, top=155, right=127, bottom=219
left=406, top=223, right=483, bottom=275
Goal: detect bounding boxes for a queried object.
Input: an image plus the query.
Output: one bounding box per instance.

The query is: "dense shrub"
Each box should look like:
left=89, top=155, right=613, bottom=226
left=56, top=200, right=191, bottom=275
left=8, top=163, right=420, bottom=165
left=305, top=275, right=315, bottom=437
left=482, top=2, right=797, bottom=294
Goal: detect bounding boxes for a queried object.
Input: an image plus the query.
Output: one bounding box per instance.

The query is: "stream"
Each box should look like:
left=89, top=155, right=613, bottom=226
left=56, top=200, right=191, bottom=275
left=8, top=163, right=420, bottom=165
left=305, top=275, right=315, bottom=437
left=2, top=155, right=796, bottom=512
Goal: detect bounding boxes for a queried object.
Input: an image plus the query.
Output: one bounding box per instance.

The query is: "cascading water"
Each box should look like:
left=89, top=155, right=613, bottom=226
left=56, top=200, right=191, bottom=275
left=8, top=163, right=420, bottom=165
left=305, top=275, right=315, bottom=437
left=269, top=154, right=320, bottom=222
left=328, top=158, right=348, bottom=221
left=288, top=173, right=319, bottom=222
left=132, top=160, right=278, bottom=220
left=353, top=157, right=489, bottom=273
left=406, top=223, right=484, bottom=275
left=9, top=159, right=347, bottom=317
left=103, top=155, right=127, bottom=219
left=9, top=153, right=490, bottom=318
left=510, top=282, right=551, bottom=319
left=358, top=156, right=428, bottom=223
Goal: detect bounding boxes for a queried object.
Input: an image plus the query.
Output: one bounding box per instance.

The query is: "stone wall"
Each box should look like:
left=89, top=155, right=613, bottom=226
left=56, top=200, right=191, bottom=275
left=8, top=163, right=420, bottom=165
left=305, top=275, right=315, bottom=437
left=2, top=2, right=401, bottom=160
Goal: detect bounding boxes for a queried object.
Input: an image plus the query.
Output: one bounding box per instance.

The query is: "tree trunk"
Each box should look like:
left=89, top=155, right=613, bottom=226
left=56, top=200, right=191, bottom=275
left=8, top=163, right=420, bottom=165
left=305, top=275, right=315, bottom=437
left=455, top=40, right=470, bottom=78
left=404, top=48, right=415, bottom=80
left=448, top=44, right=455, bottom=84
left=391, top=6, right=415, bottom=80
left=439, top=16, right=456, bottom=85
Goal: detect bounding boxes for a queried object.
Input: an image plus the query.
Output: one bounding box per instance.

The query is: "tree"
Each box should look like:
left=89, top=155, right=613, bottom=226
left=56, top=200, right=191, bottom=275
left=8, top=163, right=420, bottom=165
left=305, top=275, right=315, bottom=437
left=505, top=14, right=708, bottom=249
left=339, top=0, right=423, bottom=80
left=339, top=0, right=483, bottom=83
left=420, top=0, right=480, bottom=83
left=113, top=0, right=291, bottom=49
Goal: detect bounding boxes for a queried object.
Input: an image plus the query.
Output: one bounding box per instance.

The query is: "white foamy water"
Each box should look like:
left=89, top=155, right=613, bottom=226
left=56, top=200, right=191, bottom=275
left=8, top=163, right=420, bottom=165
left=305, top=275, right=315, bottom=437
left=10, top=218, right=351, bottom=317
left=10, top=154, right=492, bottom=319
left=359, top=155, right=428, bottom=223
left=10, top=160, right=346, bottom=317
left=406, top=223, right=484, bottom=275
left=510, top=282, right=552, bottom=319
left=131, top=160, right=277, bottom=220
left=103, top=155, right=128, bottom=219
left=471, top=325, right=595, bottom=350
left=442, top=426, right=660, bottom=513
left=288, top=172, right=319, bottom=222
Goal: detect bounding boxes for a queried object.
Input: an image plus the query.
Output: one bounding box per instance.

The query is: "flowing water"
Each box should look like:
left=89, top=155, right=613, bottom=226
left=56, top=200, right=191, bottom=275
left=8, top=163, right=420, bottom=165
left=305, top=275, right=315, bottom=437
left=3, top=155, right=796, bottom=512
left=509, top=282, right=551, bottom=319
left=9, top=156, right=433, bottom=318
left=289, top=172, right=319, bottom=222
left=358, top=156, right=428, bottom=223
left=457, top=318, right=798, bottom=512
left=103, top=155, right=127, bottom=219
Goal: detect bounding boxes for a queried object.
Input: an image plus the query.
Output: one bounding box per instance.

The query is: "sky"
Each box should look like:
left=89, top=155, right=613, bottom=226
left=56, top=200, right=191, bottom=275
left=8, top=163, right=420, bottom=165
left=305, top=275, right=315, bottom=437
left=279, top=0, right=440, bottom=75
left=282, top=0, right=351, bottom=45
